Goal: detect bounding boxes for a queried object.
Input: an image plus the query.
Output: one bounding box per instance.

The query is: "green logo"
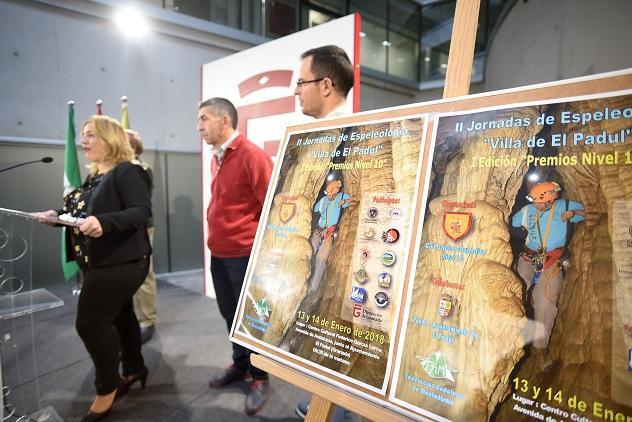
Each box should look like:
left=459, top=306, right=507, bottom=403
left=419, top=351, right=457, bottom=382
left=254, top=298, right=272, bottom=318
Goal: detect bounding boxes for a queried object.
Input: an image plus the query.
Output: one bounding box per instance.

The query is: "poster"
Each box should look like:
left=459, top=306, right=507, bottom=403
left=391, top=92, right=632, bottom=421
left=232, top=115, right=427, bottom=393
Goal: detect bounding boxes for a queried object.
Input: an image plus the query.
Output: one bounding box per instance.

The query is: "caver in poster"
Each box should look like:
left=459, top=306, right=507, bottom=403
left=234, top=116, right=426, bottom=392
left=391, top=92, right=632, bottom=421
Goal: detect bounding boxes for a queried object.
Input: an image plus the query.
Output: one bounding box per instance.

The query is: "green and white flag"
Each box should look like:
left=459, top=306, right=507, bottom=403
left=62, top=101, right=81, bottom=280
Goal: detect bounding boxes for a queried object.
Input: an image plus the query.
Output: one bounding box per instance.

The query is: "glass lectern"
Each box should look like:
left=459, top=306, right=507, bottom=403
left=0, top=208, right=64, bottom=421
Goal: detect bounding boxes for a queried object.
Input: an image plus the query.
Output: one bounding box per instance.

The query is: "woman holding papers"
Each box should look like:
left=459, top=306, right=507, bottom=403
left=35, top=115, right=151, bottom=422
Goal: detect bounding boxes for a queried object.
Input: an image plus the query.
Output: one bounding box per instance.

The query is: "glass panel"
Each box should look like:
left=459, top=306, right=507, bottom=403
left=351, top=0, right=388, bottom=74
left=300, top=5, right=336, bottom=29
left=173, top=0, right=211, bottom=21
left=137, top=0, right=166, bottom=7
left=307, top=0, right=346, bottom=14
left=358, top=19, right=387, bottom=73
left=475, top=0, right=488, bottom=53
left=389, top=0, right=420, bottom=80
left=209, top=1, right=240, bottom=29
left=267, top=0, right=297, bottom=38
left=420, top=0, right=456, bottom=82
left=241, top=0, right=264, bottom=35
left=389, top=31, right=419, bottom=80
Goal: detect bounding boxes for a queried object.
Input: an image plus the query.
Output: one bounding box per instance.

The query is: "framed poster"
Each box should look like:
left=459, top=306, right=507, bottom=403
left=231, top=114, right=428, bottom=395
left=391, top=90, right=632, bottom=421
left=231, top=69, right=632, bottom=420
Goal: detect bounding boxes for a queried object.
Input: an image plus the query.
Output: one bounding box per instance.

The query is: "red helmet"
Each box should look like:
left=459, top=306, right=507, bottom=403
left=527, top=182, right=560, bottom=203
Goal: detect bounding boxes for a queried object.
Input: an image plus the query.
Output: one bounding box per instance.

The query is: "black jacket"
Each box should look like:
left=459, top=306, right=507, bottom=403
left=65, top=161, right=152, bottom=269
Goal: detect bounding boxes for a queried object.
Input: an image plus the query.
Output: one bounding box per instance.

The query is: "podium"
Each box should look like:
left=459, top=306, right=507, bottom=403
left=0, top=208, right=64, bottom=420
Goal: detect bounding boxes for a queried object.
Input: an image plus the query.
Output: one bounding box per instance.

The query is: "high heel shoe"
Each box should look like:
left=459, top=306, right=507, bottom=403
left=80, top=389, right=118, bottom=422
left=122, top=366, right=148, bottom=392
left=80, top=406, right=112, bottom=422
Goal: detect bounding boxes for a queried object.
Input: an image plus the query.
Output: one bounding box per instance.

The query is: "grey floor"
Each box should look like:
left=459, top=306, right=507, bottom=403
left=0, top=272, right=310, bottom=421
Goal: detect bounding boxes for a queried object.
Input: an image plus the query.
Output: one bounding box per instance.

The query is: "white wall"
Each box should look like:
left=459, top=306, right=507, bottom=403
left=0, top=0, right=253, bottom=152
left=485, top=0, right=632, bottom=91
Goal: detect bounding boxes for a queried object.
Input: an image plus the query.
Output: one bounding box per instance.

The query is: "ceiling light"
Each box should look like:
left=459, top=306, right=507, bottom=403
left=115, top=7, right=149, bottom=38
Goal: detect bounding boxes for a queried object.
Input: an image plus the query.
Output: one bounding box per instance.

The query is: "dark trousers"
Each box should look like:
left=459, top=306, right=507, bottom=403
left=210, top=255, right=267, bottom=379
left=76, top=257, right=149, bottom=395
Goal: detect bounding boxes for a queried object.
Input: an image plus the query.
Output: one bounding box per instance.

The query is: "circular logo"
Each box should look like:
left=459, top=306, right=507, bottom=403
left=382, top=228, right=400, bottom=244
left=375, top=292, right=389, bottom=308
left=378, top=272, right=392, bottom=288
left=390, top=208, right=402, bottom=218
left=363, top=227, right=375, bottom=239
left=382, top=250, right=396, bottom=266
left=368, top=207, right=378, bottom=219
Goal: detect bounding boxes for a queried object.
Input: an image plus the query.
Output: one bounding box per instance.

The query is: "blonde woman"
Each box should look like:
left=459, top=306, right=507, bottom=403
left=36, top=115, right=151, bottom=421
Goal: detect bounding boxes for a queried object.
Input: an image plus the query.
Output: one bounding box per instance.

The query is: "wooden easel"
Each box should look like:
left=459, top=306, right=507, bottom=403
left=250, top=1, right=481, bottom=420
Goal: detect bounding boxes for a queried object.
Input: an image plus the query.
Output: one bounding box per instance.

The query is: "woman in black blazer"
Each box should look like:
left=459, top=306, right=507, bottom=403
left=36, top=115, right=151, bottom=421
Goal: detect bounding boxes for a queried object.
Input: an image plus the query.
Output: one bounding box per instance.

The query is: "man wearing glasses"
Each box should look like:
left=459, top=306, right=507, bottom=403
left=294, top=45, right=354, bottom=119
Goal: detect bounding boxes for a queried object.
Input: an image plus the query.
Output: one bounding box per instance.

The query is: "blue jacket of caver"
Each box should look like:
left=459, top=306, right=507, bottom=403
left=314, top=192, right=350, bottom=228
left=511, top=198, right=584, bottom=252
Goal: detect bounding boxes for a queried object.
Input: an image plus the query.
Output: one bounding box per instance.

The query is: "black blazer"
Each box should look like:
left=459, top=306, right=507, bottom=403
left=65, top=161, right=152, bottom=269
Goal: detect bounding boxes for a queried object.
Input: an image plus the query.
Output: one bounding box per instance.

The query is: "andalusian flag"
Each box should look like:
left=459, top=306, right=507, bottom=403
left=62, top=101, right=81, bottom=280
left=120, top=96, right=130, bottom=129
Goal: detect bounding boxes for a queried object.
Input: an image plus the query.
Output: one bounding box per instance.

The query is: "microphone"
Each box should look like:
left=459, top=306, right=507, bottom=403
left=0, top=157, right=54, bottom=173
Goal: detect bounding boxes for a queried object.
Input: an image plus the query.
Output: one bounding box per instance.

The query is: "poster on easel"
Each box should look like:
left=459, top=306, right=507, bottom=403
left=231, top=114, right=428, bottom=394
left=391, top=91, right=632, bottom=421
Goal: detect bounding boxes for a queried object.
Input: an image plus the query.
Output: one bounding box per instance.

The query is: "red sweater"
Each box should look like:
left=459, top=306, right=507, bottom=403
left=207, top=133, right=273, bottom=258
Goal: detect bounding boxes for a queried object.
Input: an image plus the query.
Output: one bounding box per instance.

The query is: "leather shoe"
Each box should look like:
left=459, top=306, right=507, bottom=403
left=140, top=325, right=155, bottom=344
left=245, top=378, right=270, bottom=415
left=208, top=365, right=251, bottom=388
left=80, top=407, right=111, bottom=422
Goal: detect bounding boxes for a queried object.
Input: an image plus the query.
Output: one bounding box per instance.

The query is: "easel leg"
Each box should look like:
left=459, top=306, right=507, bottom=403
left=306, top=394, right=335, bottom=422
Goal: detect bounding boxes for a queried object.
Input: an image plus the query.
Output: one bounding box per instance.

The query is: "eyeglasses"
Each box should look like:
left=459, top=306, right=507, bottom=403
left=295, top=78, right=325, bottom=88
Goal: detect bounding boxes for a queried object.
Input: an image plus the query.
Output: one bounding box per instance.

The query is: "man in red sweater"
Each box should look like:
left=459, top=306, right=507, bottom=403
left=197, top=97, right=273, bottom=415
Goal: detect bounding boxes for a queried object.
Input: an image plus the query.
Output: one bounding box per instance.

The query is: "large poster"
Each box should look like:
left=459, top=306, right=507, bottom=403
left=232, top=115, right=427, bottom=393
left=391, top=91, right=632, bottom=421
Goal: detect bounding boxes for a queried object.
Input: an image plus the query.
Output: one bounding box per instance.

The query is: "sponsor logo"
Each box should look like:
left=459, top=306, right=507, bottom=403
left=361, top=308, right=384, bottom=323
left=438, top=294, right=456, bottom=318
left=368, top=207, right=378, bottom=219
left=353, top=303, right=362, bottom=317
left=254, top=298, right=272, bottom=318
left=359, top=247, right=370, bottom=265
left=389, top=208, right=402, bottom=218
left=418, top=351, right=457, bottom=382
left=351, top=286, right=367, bottom=303
left=375, top=291, right=389, bottom=308
left=363, top=227, right=375, bottom=239
left=354, top=267, right=369, bottom=284
left=382, top=228, right=400, bottom=244
left=382, top=250, right=396, bottom=266
left=442, top=211, right=473, bottom=242
left=378, top=272, right=392, bottom=288
left=279, top=201, right=296, bottom=224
